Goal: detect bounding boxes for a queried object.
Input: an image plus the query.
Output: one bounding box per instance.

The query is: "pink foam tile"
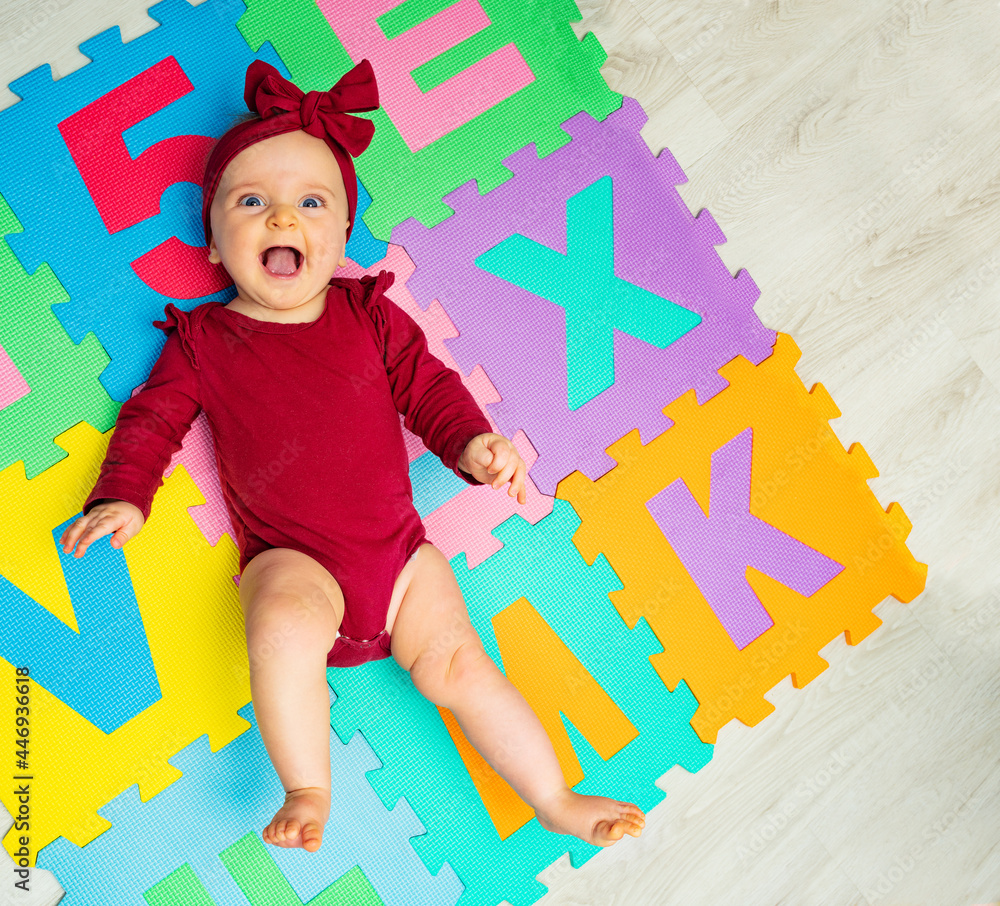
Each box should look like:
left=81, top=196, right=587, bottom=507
left=315, top=0, right=532, bottom=152
left=162, top=410, right=235, bottom=549
left=0, top=342, right=30, bottom=409
left=127, top=382, right=234, bottom=549
left=340, top=245, right=502, bottom=462
left=423, top=430, right=554, bottom=568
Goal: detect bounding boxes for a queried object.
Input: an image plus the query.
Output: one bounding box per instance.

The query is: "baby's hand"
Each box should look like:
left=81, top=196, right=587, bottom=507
left=59, top=500, right=145, bottom=559
left=459, top=434, right=527, bottom=504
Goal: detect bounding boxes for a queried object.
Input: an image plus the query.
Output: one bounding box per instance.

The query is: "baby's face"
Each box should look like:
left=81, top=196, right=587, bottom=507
left=208, top=130, right=350, bottom=321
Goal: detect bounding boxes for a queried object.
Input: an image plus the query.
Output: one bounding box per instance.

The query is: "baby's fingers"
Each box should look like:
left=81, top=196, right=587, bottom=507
left=489, top=454, right=515, bottom=489
left=510, top=459, right=527, bottom=505
left=60, top=515, right=92, bottom=554
left=485, top=443, right=510, bottom=477
left=62, top=513, right=120, bottom=558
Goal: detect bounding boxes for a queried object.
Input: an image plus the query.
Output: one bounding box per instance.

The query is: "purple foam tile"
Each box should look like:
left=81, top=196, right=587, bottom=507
left=394, top=97, right=776, bottom=494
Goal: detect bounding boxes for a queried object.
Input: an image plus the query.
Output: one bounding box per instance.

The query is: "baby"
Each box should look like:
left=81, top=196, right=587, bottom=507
left=60, top=59, right=645, bottom=853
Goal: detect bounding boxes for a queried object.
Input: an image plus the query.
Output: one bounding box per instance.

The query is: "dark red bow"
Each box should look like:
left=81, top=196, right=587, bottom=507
left=244, top=59, right=378, bottom=160
left=201, top=58, right=380, bottom=245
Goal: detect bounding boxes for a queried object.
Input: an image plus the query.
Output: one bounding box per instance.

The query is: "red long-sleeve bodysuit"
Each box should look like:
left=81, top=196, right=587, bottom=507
left=84, top=271, right=492, bottom=667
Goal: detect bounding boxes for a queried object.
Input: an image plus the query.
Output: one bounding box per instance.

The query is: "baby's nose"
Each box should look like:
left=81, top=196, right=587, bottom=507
left=268, top=204, right=298, bottom=228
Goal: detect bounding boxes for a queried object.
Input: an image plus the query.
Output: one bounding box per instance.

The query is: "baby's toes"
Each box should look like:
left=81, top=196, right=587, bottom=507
left=620, top=817, right=643, bottom=838
left=619, top=808, right=645, bottom=837
left=301, top=822, right=323, bottom=853
left=280, top=818, right=302, bottom=843
left=267, top=819, right=288, bottom=845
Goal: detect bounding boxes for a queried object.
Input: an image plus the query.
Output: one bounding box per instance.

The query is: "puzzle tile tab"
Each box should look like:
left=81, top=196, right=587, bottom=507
left=558, top=333, right=928, bottom=743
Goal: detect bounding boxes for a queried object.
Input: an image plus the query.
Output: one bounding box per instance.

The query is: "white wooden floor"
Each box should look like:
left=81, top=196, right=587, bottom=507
left=1, top=1, right=997, bottom=904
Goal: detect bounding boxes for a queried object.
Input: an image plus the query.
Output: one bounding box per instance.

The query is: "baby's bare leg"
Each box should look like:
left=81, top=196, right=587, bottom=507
left=388, top=545, right=645, bottom=846
left=239, top=548, right=345, bottom=853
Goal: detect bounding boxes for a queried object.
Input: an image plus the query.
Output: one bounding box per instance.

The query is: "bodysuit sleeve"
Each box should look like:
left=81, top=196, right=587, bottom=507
left=360, top=272, right=492, bottom=485
left=83, top=304, right=203, bottom=522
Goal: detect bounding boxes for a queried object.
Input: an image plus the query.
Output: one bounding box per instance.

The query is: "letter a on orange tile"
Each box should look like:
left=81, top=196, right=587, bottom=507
left=439, top=596, right=637, bottom=839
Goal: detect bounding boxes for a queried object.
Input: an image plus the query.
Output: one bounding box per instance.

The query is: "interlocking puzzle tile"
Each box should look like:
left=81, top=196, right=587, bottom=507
left=148, top=850, right=383, bottom=906
left=318, top=0, right=534, bottom=154
left=38, top=701, right=460, bottom=906
left=0, top=342, right=29, bottom=410
left=0, top=421, right=250, bottom=857
left=423, top=431, right=554, bottom=568
left=0, top=0, right=282, bottom=402
left=394, top=97, right=775, bottom=495
left=2, top=512, right=161, bottom=733
left=645, top=427, right=844, bottom=650
left=237, top=0, right=621, bottom=238
left=328, top=500, right=712, bottom=906
left=0, top=194, right=117, bottom=479
left=476, top=176, right=703, bottom=409
left=558, top=333, right=928, bottom=744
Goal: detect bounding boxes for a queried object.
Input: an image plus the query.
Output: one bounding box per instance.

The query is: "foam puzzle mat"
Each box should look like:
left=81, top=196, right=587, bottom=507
left=0, top=0, right=926, bottom=904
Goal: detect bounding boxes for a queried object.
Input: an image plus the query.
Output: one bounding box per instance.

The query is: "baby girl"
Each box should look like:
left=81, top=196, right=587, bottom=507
left=60, top=59, right=644, bottom=853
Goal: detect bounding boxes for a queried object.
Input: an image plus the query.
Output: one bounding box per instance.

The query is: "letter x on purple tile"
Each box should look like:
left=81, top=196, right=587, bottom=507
left=395, top=98, right=776, bottom=495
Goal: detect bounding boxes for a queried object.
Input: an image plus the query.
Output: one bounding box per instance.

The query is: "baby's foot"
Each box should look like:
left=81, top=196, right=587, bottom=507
left=262, top=786, right=330, bottom=852
left=534, top=788, right=645, bottom=846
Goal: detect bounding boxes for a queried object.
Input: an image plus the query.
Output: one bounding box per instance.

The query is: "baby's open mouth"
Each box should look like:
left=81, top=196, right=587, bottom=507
left=261, top=246, right=302, bottom=276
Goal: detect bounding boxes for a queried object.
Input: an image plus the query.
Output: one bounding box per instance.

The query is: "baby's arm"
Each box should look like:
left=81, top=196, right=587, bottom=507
left=62, top=325, right=202, bottom=557
left=368, top=281, right=493, bottom=481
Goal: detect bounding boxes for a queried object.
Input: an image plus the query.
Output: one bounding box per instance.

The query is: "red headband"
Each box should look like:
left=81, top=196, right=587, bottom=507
left=201, top=58, right=379, bottom=245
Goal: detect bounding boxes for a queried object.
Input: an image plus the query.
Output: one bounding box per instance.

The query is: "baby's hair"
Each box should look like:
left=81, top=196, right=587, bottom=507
left=227, top=110, right=262, bottom=129
left=203, top=112, right=262, bottom=242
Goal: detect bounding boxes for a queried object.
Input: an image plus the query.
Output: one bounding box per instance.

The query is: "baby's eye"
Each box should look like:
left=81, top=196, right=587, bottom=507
left=299, top=196, right=324, bottom=208
left=238, top=195, right=264, bottom=207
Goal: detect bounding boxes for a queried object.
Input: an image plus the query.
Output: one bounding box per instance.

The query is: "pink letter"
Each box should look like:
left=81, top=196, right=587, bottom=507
left=317, top=0, right=534, bottom=151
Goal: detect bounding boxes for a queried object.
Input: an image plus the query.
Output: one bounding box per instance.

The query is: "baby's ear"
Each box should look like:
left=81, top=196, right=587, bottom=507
left=207, top=235, right=221, bottom=264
